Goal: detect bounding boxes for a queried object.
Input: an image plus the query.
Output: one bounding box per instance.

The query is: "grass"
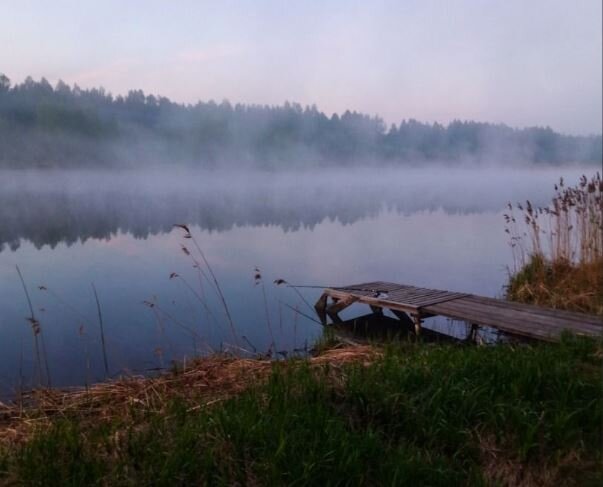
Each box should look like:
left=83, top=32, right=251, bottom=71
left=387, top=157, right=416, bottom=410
left=1, top=337, right=600, bottom=486
left=505, top=173, right=603, bottom=315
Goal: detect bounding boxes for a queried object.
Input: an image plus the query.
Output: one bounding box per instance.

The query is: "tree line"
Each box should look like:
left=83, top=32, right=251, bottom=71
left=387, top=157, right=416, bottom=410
left=0, top=74, right=600, bottom=168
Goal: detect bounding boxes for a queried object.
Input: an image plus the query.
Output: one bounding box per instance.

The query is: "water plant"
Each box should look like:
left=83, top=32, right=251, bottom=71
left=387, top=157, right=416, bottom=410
left=174, top=224, right=239, bottom=347
left=505, top=173, right=603, bottom=314
left=15, top=265, right=51, bottom=388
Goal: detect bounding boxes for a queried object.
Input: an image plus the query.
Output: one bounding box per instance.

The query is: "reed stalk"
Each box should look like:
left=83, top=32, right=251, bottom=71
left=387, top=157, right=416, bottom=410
left=174, top=225, right=239, bottom=347
left=91, top=283, right=109, bottom=377
left=255, top=268, right=276, bottom=353
left=505, top=173, right=603, bottom=314
left=15, top=265, right=50, bottom=387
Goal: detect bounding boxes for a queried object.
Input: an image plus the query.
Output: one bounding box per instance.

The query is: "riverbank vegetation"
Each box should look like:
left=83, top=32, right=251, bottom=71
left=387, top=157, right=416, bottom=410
left=1, top=74, right=601, bottom=169
left=505, top=173, right=603, bottom=315
left=0, top=337, right=601, bottom=486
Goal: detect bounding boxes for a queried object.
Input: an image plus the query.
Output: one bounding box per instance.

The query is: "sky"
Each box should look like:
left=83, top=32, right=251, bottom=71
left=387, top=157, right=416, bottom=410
left=1, top=0, right=601, bottom=135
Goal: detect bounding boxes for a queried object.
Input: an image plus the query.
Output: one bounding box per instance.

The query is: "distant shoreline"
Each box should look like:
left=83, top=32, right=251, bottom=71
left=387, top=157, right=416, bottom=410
left=1, top=75, right=601, bottom=170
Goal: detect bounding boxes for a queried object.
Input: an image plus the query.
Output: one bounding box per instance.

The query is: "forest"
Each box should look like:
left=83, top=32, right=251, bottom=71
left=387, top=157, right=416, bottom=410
left=0, top=74, right=601, bottom=168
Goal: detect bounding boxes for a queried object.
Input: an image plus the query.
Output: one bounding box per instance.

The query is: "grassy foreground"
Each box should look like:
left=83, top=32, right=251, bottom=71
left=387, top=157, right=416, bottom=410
left=0, top=338, right=601, bottom=486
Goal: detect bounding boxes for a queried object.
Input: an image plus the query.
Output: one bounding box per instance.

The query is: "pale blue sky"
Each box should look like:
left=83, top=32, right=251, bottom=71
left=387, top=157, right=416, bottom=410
left=1, top=0, right=601, bottom=134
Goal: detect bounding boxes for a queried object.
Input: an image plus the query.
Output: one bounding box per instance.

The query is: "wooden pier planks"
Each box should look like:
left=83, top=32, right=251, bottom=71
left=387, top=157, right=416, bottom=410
left=425, top=296, right=602, bottom=342
left=325, top=281, right=468, bottom=315
left=316, top=281, right=602, bottom=342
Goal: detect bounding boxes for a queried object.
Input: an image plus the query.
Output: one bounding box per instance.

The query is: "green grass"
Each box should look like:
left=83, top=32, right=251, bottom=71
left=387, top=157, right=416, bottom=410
left=1, top=337, right=601, bottom=486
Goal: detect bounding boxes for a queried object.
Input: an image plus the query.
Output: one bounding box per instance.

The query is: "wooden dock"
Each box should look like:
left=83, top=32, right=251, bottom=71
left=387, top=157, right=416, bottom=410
left=314, top=281, right=602, bottom=342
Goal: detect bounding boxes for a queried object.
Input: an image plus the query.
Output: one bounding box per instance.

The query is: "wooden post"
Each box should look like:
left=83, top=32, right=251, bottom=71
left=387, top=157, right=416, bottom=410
left=326, top=295, right=359, bottom=324
left=314, top=293, right=328, bottom=325
left=391, top=309, right=415, bottom=332
left=412, top=313, right=422, bottom=336
left=370, top=305, right=383, bottom=315
left=466, top=323, right=479, bottom=343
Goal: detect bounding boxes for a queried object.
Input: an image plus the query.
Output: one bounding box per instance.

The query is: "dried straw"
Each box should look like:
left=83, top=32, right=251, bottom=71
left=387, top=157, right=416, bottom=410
left=0, top=345, right=378, bottom=446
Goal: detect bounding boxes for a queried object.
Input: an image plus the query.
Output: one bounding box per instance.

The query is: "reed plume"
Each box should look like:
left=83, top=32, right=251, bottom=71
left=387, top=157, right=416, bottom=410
left=505, top=173, right=603, bottom=314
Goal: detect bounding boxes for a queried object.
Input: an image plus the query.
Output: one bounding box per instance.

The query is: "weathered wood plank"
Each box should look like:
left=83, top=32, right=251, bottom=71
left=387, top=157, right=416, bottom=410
left=335, top=282, right=406, bottom=293
left=462, top=295, right=603, bottom=327
left=425, top=302, right=600, bottom=340
left=422, top=306, right=560, bottom=340
left=427, top=299, right=602, bottom=334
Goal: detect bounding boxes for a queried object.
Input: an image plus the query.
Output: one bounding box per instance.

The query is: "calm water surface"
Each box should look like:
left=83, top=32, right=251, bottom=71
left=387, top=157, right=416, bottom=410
left=0, top=166, right=591, bottom=395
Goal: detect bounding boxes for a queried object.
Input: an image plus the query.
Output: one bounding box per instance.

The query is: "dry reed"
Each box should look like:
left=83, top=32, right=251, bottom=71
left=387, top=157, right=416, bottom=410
left=15, top=266, right=50, bottom=388
left=91, top=283, right=109, bottom=378
left=505, top=173, right=602, bottom=266
left=0, top=345, right=378, bottom=446
left=174, top=224, right=239, bottom=346
left=254, top=267, right=277, bottom=353
left=505, top=173, right=603, bottom=314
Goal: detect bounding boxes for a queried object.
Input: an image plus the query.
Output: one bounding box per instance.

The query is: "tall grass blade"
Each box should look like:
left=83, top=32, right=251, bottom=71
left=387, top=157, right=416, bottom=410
left=91, top=283, right=109, bottom=377
left=15, top=265, right=49, bottom=387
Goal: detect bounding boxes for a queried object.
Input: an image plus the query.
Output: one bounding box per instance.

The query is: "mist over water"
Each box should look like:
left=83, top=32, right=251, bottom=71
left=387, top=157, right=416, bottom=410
left=0, top=166, right=585, bottom=250
left=0, top=165, right=592, bottom=395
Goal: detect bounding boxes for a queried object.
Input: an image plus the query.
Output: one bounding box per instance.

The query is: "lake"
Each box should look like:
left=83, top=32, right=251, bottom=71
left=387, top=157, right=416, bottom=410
left=0, top=166, right=592, bottom=395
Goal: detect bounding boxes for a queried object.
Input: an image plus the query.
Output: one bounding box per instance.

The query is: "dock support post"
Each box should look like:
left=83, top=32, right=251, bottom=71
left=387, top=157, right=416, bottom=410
left=466, top=323, right=479, bottom=343
left=391, top=309, right=415, bottom=333
left=314, top=294, right=328, bottom=325
left=370, top=305, right=383, bottom=315
left=412, top=314, right=422, bottom=336
left=326, top=295, right=359, bottom=324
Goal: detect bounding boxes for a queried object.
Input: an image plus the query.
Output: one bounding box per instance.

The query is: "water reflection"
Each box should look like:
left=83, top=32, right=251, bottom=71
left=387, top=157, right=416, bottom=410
left=0, top=167, right=590, bottom=396
left=0, top=167, right=583, bottom=252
